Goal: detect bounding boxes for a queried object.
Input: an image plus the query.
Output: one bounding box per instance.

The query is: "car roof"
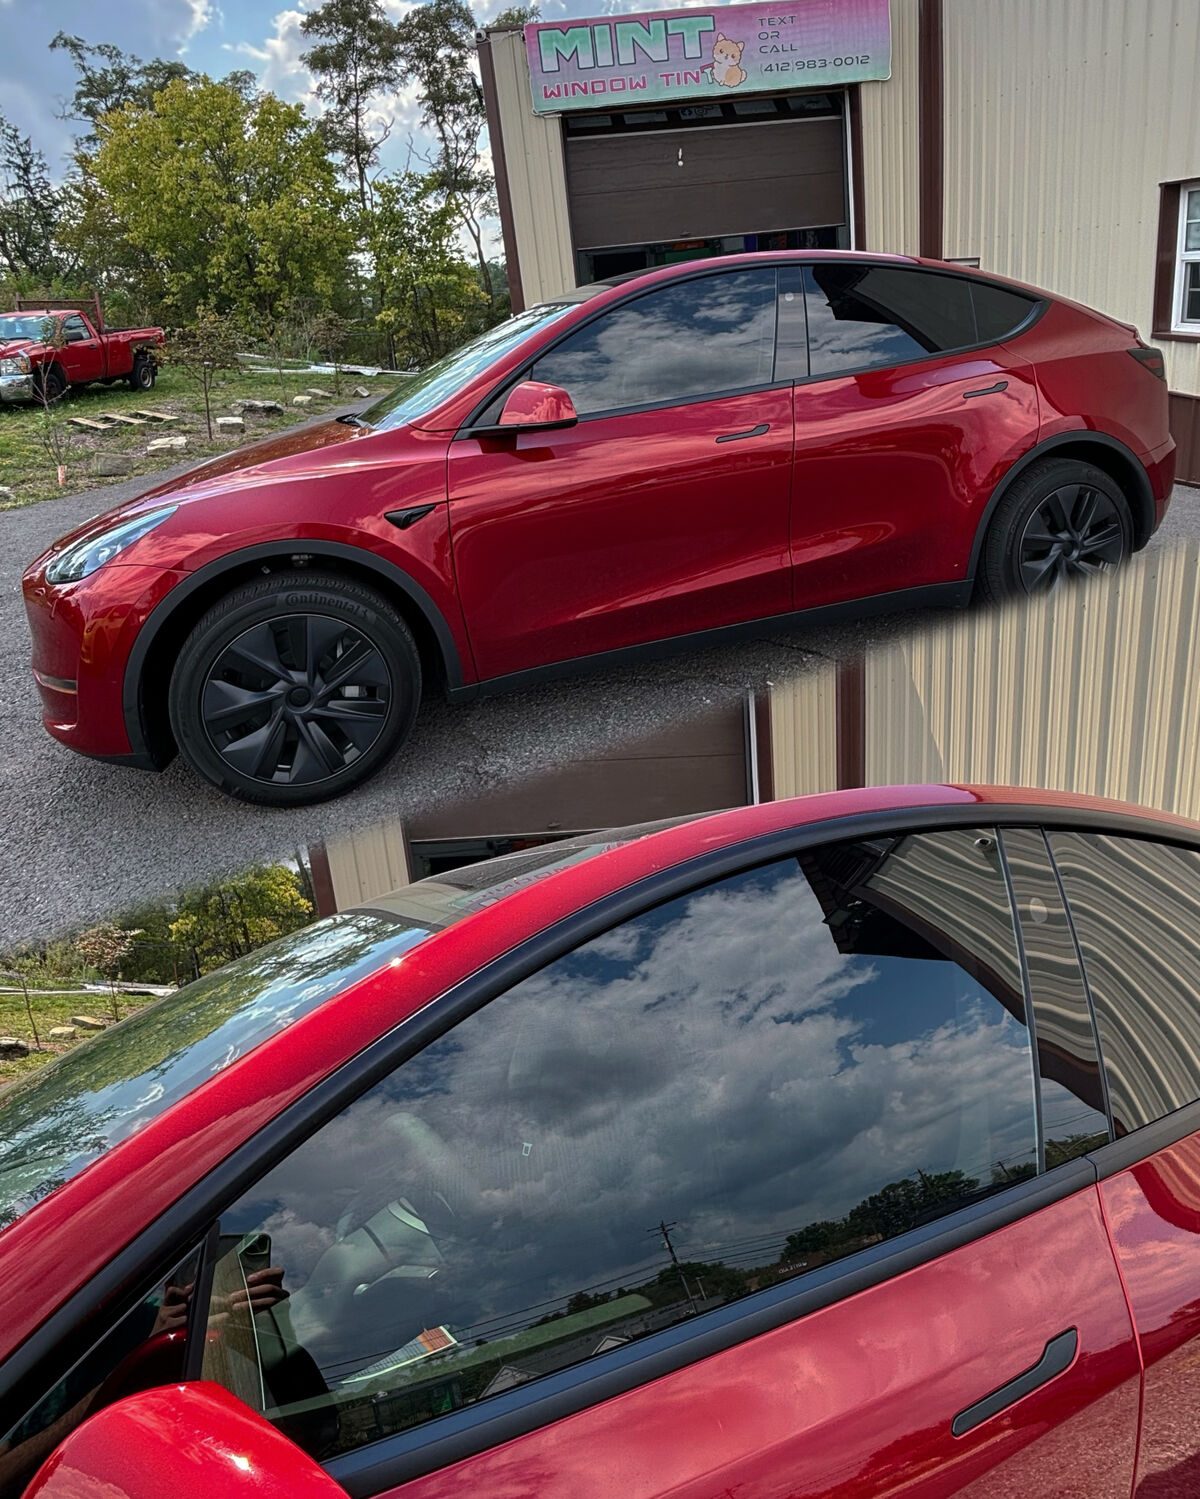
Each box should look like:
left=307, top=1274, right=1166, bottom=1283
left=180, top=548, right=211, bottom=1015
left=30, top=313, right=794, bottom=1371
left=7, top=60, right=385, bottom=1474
left=3, top=783, right=1198, bottom=1363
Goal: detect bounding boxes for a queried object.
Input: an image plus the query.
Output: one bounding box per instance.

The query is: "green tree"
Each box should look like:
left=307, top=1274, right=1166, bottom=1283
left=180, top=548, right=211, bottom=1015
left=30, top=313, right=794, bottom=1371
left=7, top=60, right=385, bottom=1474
left=49, top=32, right=199, bottom=142
left=75, top=76, right=352, bottom=321
left=0, top=112, right=64, bottom=281
left=168, top=307, right=245, bottom=438
left=169, top=865, right=314, bottom=971
left=491, top=5, right=539, bottom=27
left=395, top=0, right=497, bottom=307
left=75, top=923, right=144, bottom=1020
left=370, top=171, right=486, bottom=365
left=300, top=0, right=404, bottom=214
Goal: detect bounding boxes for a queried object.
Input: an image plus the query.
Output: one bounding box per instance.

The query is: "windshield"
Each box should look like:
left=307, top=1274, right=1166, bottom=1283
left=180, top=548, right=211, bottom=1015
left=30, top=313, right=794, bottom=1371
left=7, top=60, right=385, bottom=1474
left=0, top=315, right=54, bottom=343
left=361, top=301, right=582, bottom=432
left=0, top=911, right=438, bottom=1231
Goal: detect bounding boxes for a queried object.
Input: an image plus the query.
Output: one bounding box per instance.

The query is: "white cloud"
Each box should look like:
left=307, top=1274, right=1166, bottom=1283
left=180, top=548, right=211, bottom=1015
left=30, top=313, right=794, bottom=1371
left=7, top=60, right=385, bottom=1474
left=229, top=8, right=313, bottom=103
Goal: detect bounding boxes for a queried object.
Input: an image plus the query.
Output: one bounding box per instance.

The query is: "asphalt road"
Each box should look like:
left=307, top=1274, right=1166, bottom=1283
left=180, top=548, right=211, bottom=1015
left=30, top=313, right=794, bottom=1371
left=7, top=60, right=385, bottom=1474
left=0, top=436, right=1196, bottom=945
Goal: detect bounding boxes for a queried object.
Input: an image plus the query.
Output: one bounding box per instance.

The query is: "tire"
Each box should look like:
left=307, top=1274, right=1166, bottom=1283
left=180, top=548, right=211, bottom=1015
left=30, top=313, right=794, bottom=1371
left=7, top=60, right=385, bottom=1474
left=168, top=572, right=422, bottom=805
left=975, top=458, right=1133, bottom=605
left=35, top=364, right=67, bottom=404
left=128, top=355, right=156, bottom=391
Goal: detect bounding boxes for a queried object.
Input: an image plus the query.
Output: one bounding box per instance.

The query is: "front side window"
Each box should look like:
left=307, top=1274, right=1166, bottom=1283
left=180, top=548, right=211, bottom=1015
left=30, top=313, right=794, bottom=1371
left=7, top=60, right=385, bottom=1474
left=1176, top=182, right=1200, bottom=330
left=1048, top=832, right=1200, bottom=1134
left=62, top=316, right=88, bottom=343
left=802, top=264, right=978, bottom=378
left=532, top=269, right=778, bottom=416
left=203, top=828, right=1040, bottom=1462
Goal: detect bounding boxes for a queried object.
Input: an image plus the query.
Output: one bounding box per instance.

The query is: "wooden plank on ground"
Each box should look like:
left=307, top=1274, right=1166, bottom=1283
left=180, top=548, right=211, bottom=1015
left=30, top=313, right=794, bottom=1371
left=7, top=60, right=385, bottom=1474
left=131, top=409, right=176, bottom=422
left=107, top=414, right=147, bottom=425
left=68, top=417, right=112, bottom=431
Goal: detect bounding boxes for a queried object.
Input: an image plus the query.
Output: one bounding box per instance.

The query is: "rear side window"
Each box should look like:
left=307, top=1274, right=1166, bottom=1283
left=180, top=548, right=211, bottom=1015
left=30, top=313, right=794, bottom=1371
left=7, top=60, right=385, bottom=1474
left=204, top=828, right=1040, bottom=1462
left=802, top=264, right=977, bottom=377
left=971, top=280, right=1038, bottom=343
left=1048, top=832, right=1200, bottom=1135
left=532, top=268, right=778, bottom=415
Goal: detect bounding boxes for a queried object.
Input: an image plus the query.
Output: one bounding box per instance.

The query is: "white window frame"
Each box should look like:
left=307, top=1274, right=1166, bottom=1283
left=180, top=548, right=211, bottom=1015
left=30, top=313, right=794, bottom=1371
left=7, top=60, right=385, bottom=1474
left=1174, top=179, right=1200, bottom=333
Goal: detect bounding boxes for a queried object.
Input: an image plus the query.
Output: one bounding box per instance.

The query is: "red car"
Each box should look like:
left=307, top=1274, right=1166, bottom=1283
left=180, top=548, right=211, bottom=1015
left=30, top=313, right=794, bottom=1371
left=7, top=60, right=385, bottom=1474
left=4, top=783, right=1200, bottom=1498
left=22, top=253, right=1174, bottom=805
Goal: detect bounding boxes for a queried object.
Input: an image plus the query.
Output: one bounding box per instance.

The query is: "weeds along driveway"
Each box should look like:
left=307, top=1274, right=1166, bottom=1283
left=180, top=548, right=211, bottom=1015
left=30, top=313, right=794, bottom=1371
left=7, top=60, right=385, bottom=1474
left=0, top=449, right=1197, bottom=946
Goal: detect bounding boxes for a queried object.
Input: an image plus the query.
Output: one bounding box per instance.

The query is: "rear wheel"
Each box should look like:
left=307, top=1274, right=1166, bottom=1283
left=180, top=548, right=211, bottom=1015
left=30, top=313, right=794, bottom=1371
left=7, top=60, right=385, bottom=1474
left=976, top=459, right=1132, bottom=604
left=168, top=573, right=422, bottom=805
left=128, top=355, right=156, bottom=391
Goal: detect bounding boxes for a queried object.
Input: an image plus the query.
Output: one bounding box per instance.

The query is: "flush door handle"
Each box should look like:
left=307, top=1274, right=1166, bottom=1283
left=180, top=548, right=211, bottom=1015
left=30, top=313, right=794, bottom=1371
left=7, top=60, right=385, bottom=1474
left=716, top=423, right=771, bottom=444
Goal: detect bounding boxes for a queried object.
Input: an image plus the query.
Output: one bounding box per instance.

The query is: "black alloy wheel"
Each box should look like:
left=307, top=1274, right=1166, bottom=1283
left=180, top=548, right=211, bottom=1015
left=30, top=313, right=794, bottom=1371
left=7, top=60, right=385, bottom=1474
left=1016, top=482, right=1126, bottom=591
left=976, top=458, right=1133, bottom=605
left=169, top=573, right=421, bottom=804
left=202, top=614, right=391, bottom=786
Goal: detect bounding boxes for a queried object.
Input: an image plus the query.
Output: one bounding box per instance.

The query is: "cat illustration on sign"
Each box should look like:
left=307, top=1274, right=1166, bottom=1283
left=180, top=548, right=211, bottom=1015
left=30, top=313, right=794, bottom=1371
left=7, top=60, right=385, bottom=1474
left=710, top=34, right=747, bottom=87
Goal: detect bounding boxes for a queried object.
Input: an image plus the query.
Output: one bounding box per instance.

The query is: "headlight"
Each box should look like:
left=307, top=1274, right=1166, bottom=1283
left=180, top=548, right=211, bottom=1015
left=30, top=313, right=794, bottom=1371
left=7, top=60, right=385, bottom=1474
left=0, top=355, right=29, bottom=375
left=46, top=506, right=178, bottom=584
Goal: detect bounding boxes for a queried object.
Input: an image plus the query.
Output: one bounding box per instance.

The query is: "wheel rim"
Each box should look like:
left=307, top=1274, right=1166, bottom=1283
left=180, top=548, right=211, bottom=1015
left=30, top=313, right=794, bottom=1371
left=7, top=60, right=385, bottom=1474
left=201, top=613, right=392, bottom=786
left=1017, top=483, right=1127, bottom=593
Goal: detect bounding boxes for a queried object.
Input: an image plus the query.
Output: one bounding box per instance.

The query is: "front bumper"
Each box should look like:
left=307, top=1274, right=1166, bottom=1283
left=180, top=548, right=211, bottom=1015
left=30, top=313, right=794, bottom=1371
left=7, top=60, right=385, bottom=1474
left=0, top=372, right=34, bottom=404
left=22, top=562, right=190, bottom=767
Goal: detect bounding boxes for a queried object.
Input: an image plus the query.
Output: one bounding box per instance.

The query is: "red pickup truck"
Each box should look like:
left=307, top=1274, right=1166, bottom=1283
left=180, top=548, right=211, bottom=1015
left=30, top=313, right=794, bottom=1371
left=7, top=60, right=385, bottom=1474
left=0, top=297, right=164, bottom=406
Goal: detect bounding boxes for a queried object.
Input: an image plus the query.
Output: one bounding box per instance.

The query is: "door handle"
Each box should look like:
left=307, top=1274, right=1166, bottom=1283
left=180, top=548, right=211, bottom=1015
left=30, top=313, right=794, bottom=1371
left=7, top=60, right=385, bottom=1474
left=716, top=423, right=770, bottom=443
left=962, top=380, right=1009, bottom=399
left=952, top=1328, right=1077, bottom=1437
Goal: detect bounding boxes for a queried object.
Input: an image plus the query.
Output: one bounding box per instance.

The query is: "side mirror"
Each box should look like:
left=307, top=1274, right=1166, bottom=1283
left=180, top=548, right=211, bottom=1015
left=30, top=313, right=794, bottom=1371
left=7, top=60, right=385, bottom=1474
left=497, top=379, right=578, bottom=431
left=26, top=1382, right=349, bottom=1499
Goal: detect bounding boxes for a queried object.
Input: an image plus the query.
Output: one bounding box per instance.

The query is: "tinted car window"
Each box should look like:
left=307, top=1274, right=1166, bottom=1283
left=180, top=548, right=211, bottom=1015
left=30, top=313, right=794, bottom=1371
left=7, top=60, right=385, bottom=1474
left=0, top=1247, right=201, bottom=1498
left=0, top=912, right=437, bottom=1229
left=1048, top=833, right=1200, bottom=1134
left=803, top=264, right=978, bottom=378
left=62, top=316, right=88, bottom=342
left=532, top=269, right=778, bottom=416
left=971, top=280, right=1038, bottom=343
left=205, top=829, right=1038, bottom=1461
left=1000, top=828, right=1111, bottom=1162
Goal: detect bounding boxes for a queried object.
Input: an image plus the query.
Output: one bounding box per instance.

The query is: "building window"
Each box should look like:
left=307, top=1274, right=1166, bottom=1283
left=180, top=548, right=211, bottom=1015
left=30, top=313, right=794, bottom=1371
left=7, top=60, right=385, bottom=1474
left=1176, top=182, right=1200, bottom=331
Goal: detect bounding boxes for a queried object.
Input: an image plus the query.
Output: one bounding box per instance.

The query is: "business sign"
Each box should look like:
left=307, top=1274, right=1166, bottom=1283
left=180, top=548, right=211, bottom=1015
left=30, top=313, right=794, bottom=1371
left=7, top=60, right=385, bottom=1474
left=525, top=0, right=891, bottom=114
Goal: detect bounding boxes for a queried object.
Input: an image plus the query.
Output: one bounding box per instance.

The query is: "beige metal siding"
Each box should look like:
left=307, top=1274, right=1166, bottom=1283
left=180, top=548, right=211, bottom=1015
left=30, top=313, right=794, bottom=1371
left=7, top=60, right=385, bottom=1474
left=859, top=544, right=1200, bottom=814
left=858, top=0, right=920, bottom=253
left=324, top=819, right=411, bottom=911
left=942, top=0, right=1200, bottom=394
left=488, top=28, right=577, bottom=303
left=769, top=659, right=838, bottom=798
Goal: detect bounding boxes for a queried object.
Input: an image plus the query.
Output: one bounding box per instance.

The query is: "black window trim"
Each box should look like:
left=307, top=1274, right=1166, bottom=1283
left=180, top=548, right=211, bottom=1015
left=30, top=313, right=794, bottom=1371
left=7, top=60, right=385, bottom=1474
left=456, top=259, right=1047, bottom=437
left=3, top=800, right=1196, bottom=1487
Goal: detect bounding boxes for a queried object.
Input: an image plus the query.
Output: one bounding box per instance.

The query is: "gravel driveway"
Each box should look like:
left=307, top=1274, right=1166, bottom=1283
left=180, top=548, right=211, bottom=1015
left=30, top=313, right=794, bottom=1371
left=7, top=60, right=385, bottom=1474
left=0, top=426, right=1196, bottom=945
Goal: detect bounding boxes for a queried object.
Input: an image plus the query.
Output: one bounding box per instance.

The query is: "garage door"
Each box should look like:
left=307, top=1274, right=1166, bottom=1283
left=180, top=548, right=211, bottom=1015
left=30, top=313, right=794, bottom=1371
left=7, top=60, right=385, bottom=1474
left=565, top=115, right=845, bottom=250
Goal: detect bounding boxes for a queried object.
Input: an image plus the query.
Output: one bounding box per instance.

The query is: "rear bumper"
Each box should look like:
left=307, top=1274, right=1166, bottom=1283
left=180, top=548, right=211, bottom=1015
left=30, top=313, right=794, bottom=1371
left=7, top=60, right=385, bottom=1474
left=0, top=373, right=33, bottom=404
left=22, top=562, right=189, bottom=769
left=1143, top=437, right=1177, bottom=537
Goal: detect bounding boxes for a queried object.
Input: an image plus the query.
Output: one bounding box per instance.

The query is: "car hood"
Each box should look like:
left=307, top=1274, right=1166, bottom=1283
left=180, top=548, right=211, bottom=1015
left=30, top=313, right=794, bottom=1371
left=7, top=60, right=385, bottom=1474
left=30, top=418, right=377, bottom=563
left=0, top=339, right=37, bottom=358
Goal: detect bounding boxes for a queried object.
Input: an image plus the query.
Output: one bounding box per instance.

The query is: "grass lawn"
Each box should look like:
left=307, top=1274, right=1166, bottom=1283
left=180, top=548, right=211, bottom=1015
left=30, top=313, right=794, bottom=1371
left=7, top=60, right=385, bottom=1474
left=0, top=988, right=156, bottom=1085
left=0, top=364, right=401, bottom=510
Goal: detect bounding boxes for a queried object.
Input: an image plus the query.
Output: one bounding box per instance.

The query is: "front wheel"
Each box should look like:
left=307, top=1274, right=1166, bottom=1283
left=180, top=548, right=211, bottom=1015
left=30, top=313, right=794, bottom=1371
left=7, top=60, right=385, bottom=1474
left=34, top=364, right=67, bottom=404
left=976, top=459, right=1133, bottom=605
left=168, top=573, right=422, bottom=805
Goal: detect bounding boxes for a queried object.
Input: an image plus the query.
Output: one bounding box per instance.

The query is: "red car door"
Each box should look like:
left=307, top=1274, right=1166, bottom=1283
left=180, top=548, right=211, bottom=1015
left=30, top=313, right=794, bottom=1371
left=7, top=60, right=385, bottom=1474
left=446, top=266, right=793, bottom=682
left=187, top=822, right=1139, bottom=1499
left=1045, top=829, right=1200, bottom=1498
left=784, top=262, right=1041, bottom=609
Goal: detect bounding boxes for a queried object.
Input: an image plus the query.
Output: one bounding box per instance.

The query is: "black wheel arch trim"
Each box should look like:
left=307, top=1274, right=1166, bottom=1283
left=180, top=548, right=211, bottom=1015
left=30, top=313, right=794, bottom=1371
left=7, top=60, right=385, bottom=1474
left=6, top=800, right=1198, bottom=1476
left=120, top=539, right=468, bottom=769
left=966, top=431, right=1155, bottom=580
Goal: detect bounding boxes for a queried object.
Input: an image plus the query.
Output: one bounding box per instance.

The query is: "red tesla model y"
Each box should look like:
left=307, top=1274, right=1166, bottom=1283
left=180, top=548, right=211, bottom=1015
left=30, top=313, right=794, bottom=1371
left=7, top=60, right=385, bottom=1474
left=5, top=785, right=1200, bottom=1498
left=23, top=253, right=1175, bottom=804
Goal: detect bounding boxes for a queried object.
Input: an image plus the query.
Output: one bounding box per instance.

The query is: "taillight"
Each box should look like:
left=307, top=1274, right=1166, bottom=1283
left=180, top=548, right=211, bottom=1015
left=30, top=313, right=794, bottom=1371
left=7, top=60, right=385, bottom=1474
left=1128, top=345, right=1166, bottom=381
